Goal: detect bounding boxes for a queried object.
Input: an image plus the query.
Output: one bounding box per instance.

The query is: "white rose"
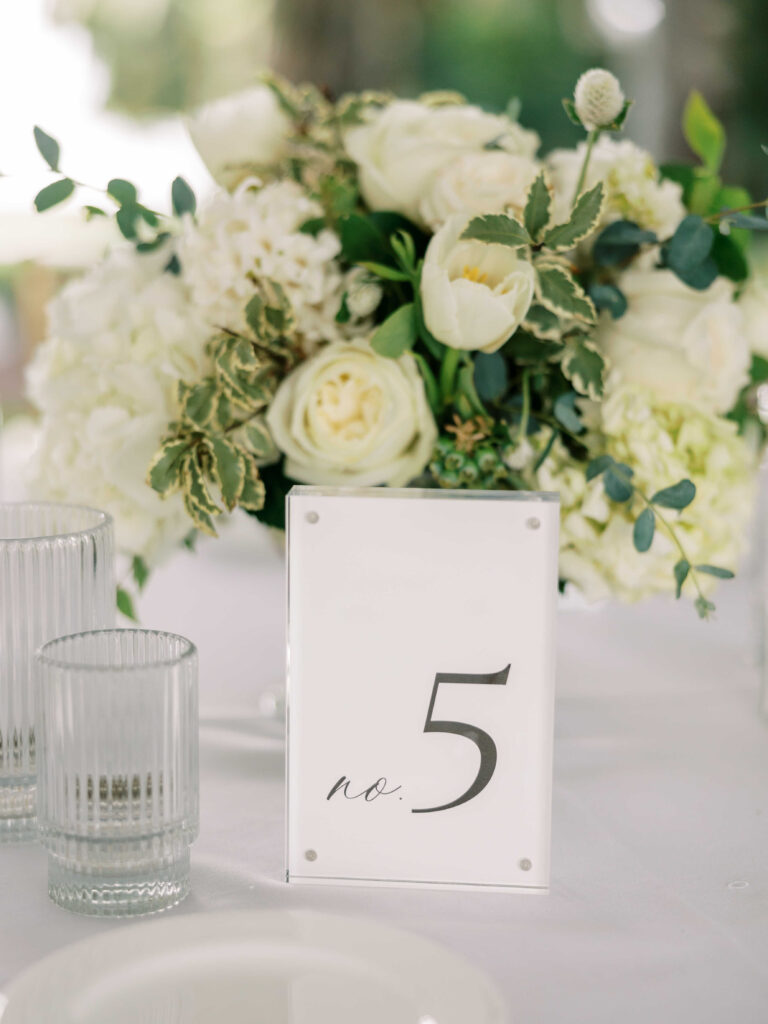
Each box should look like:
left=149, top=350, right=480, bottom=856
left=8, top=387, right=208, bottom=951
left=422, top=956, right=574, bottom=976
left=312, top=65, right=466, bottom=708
left=266, top=339, right=437, bottom=487
left=596, top=267, right=749, bottom=414
left=187, top=86, right=292, bottom=190
left=738, top=274, right=768, bottom=357
left=420, top=214, right=535, bottom=353
left=546, top=138, right=685, bottom=239
left=344, top=100, right=539, bottom=225
left=419, top=151, right=540, bottom=231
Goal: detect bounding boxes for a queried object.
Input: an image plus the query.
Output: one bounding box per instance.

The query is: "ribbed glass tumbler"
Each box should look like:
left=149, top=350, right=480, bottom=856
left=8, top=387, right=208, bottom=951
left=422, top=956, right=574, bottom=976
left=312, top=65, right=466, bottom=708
left=0, top=503, right=114, bottom=841
left=36, top=629, right=199, bottom=917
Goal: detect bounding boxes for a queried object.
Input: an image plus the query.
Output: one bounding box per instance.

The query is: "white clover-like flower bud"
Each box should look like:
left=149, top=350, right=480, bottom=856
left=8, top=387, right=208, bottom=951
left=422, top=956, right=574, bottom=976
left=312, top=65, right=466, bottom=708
left=573, top=68, right=624, bottom=131
left=346, top=270, right=383, bottom=318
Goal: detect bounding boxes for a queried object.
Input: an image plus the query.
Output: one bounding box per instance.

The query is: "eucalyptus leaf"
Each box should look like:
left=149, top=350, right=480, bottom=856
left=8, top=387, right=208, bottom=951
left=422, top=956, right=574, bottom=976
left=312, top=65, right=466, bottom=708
left=722, top=211, right=768, bottom=231
left=33, top=126, right=60, bottom=172
left=107, top=178, right=138, bottom=205
left=586, top=454, right=614, bottom=481
left=674, top=558, right=690, bottom=599
left=34, top=178, right=74, bottom=212
left=603, top=463, right=634, bottom=503
left=651, top=478, right=696, bottom=509
left=633, top=507, right=655, bottom=552
left=695, top=564, right=735, bottom=579
left=588, top=282, right=627, bottom=319
left=695, top=596, right=716, bottom=619
left=592, top=220, right=656, bottom=266
left=473, top=351, right=508, bottom=401
left=171, top=175, right=196, bottom=217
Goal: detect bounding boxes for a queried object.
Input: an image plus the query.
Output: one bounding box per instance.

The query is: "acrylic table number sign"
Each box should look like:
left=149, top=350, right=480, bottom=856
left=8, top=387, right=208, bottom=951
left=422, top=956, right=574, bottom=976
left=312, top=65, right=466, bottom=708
left=286, top=486, right=559, bottom=893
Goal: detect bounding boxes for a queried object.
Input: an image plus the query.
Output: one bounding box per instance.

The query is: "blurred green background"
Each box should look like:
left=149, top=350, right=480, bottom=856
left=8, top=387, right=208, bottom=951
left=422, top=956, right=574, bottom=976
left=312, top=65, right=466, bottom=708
left=1, top=0, right=767, bottom=415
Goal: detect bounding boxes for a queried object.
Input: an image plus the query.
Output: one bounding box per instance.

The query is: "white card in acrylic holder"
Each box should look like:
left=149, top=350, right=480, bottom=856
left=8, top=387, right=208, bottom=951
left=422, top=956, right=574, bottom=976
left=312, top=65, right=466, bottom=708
left=286, top=486, right=559, bottom=893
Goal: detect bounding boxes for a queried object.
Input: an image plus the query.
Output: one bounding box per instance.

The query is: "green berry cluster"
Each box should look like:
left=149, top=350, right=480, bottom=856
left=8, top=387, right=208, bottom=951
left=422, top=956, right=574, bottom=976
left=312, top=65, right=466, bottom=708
left=429, top=436, right=510, bottom=489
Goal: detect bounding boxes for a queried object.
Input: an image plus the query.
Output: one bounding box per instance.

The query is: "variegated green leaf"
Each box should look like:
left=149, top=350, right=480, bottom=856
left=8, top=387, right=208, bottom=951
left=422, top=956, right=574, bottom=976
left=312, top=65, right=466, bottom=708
left=523, top=172, right=552, bottom=242
left=535, top=263, right=596, bottom=323
left=238, top=458, right=267, bottom=512
left=460, top=213, right=531, bottom=248
left=183, top=455, right=220, bottom=536
left=561, top=337, right=605, bottom=400
left=181, top=380, right=217, bottom=429
left=522, top=303, right=562, bottom=341
left=241, top=420, right=278, bottom=462
left=147, top=438, right=189, bottom=498
left=209, top=437, right=246, bottom=510
left=541, top=182, right=604, bottom=251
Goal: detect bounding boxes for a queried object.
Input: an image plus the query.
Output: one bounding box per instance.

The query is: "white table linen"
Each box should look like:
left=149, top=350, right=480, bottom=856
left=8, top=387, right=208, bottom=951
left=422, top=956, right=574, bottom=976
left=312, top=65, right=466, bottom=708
left=1, top=515, right=767, bottom=1024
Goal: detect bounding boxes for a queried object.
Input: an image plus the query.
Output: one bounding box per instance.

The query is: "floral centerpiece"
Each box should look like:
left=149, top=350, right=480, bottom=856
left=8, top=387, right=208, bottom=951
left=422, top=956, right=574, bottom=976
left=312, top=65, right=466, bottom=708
left=26, top=69, right=768, bottom=617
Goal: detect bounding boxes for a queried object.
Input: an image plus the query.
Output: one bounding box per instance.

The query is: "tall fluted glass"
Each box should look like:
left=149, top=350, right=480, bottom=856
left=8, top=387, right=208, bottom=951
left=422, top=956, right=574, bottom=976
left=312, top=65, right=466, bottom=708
left=36, top=629, right=199, bottom=917
left=0, top=503, right=114, bottom=841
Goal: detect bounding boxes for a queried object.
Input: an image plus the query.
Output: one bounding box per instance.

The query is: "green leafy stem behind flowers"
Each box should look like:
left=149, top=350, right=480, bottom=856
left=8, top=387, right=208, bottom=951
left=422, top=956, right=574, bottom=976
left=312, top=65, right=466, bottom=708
left=585, top=455, right=734, bottom=618
left=146, top=279, right=293, bottom=537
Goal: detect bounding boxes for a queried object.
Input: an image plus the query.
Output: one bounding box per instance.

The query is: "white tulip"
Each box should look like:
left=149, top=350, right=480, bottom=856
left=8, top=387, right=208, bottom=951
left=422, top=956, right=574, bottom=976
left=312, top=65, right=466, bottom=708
left=420, top=151, right=541, bottom=231
left=266, top=340, right=437, bottom=487
left=187, top=86, right=292, bottom=190
left=420, top=214, right=535, bottom=353
left=596, top=266, right=749, bottom=414
left=344, top=100, right=539, bottom=225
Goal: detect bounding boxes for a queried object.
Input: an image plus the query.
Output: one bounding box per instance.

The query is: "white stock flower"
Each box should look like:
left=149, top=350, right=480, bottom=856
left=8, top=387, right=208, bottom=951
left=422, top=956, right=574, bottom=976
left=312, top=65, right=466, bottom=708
left=344, top=99, right=539, bottom=225
left=596, top=266, right=749, bottom=414
left=536, top=387, right=755, bottom=602
left=26, top=247, right=211, bottom=562
left=573, top=68, right=624, bottom=131
left=546, top=138, right=685, bottom=238
left=419, top=150, right=540, bottom=231
left=738, top=273, right=768, bottom=357
left=187, top=85, right=292, bottom=190
left=420, top=214, right=535, bottom=353
left=266, top=339, right=437, bottom=487
left=177, top=179, right=369, bottom=352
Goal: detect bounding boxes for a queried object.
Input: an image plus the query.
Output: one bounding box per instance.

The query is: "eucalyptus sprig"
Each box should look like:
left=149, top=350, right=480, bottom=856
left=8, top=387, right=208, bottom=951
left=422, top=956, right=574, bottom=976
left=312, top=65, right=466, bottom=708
left=31, top=125, right=196, bottom=254
left=586, top=455, right=733, bottom=618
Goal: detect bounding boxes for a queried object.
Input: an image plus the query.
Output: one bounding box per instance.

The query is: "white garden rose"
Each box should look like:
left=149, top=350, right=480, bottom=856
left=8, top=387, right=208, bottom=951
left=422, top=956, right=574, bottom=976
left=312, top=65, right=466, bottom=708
left=344, top=99, right=539, bottom=225
left=596, top=266, right=749, bottom=414
left=187, top=85, right=292, bottom=190
left=266, top=339, right=437, bottom=487
left=546, top=137, right=685, bottom=239
left=738, top=274, right=768, bottom=357
left=420, top=214, right=535, bottom=353
left=536, top=387, right=755, bottom=602
left=26, top=247, right=211, bottom=562
left=419, top=151, right=540, bottom=231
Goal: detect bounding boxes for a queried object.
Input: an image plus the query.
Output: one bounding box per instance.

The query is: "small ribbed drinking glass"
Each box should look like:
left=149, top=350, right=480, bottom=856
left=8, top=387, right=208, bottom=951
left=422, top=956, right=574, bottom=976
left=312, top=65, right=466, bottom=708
left=0, top=503, right=114, bottom=841
left=36, top=629, right=199, bottom=917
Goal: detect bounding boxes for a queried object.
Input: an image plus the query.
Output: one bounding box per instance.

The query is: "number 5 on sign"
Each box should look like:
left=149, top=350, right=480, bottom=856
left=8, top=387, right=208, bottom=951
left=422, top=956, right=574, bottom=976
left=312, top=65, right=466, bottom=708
left=286, top=486, right=559, bottom=893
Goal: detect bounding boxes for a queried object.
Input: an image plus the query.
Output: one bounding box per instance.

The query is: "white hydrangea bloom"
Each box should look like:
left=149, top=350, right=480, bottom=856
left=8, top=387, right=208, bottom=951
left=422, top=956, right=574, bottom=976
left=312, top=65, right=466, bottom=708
left=547, top=137, right=685, bottom=239
left=26, top=246, right=211, bottom=562
left=535, top=387, right=755, bottom=602
left=177, top=179, right=369, bottom=352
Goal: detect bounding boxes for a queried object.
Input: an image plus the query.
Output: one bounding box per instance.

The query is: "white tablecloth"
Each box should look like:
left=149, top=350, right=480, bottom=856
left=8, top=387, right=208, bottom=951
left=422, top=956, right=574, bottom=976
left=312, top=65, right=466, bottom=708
left=1, top=515, right=768, bottom=1024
